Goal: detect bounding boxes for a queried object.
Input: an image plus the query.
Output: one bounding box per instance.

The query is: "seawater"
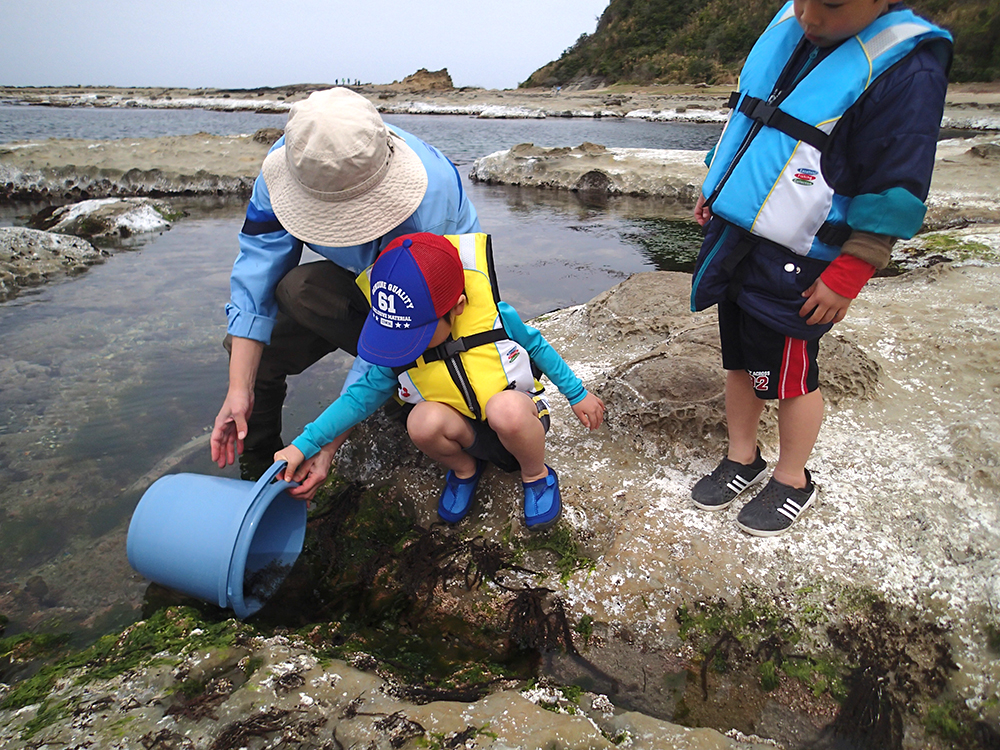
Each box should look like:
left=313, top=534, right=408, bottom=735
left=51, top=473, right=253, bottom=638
left=0, top=106, right=721, bottom=643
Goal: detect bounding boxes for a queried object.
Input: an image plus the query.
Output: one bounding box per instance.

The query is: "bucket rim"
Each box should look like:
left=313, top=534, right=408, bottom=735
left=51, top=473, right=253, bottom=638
left=225, top=460, right=305, bottom=618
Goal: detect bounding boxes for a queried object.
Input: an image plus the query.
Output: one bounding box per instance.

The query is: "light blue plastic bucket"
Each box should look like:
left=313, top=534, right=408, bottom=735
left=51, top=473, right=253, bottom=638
left=126, top=460, right=306, bottom=619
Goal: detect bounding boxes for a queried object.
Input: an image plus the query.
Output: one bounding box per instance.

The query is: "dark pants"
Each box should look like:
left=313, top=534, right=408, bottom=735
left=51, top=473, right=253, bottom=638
left=224, top=260, right=370, bottom=453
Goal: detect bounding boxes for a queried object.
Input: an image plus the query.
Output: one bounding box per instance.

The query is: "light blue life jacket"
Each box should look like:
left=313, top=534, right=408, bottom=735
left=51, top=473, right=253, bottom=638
left=702, top=2, right=952, bottom=260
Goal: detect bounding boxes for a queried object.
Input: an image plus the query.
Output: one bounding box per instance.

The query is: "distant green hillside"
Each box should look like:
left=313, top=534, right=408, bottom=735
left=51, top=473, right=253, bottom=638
left=523, top=0, right=999, bottom=87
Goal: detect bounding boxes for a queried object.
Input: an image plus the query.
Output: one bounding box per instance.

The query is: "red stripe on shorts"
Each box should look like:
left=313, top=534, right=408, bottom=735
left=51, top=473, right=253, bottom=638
left=778, top=337, right=809, bottom=398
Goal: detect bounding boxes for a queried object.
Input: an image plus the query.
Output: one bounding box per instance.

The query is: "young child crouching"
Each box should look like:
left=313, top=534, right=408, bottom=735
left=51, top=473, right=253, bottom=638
left=275, top=232, right=605, bottom=529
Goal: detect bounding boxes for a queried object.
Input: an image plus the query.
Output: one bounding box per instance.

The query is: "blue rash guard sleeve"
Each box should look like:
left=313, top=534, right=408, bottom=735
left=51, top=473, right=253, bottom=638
left=227, top=171, right=303, bottom=343
left=291, top=362, right=399, bottom=459
left=498, top=302, right=587, bottom=406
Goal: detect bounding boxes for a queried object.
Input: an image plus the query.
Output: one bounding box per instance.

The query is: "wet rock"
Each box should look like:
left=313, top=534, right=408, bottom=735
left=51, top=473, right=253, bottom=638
left=22, top=576, right=48, bottom=602
left=0, top=616, right=775, bottom=750
left=0, top=226, right=106, bottom=301
left=32, top=197, right=176, bottom=239
left=252, top=127, right=284, bottom=145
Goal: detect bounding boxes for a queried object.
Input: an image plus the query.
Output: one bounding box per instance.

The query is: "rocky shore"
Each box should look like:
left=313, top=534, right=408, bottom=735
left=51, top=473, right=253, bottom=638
left=2, top=264, right=999, bottom=749
left=2, top=83, right=1000, bottom=749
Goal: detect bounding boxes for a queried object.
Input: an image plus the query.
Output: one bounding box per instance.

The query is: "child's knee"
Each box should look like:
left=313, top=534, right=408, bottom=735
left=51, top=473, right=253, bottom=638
left=406, top=402, right=447, bottom=442
left=406, top=401, right=470, bottom=447
left=485, top=391, right=535, bottom=433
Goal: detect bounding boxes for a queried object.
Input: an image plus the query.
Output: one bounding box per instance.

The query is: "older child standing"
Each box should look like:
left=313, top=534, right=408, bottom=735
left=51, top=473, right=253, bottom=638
left=690, top=0, right=951, bottom=535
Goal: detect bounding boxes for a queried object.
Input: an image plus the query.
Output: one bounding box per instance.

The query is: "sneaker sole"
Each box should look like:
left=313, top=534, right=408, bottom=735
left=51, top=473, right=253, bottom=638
left=691, top=467, right=768, bottom=512
left=737, top=486, right=817, bottom=537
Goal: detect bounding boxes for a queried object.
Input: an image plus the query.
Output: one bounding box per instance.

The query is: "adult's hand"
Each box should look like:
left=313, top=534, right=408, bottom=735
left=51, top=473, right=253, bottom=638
left=211, top=388, right=253, bottom=467
left=210, top=337, right=264, bottom=467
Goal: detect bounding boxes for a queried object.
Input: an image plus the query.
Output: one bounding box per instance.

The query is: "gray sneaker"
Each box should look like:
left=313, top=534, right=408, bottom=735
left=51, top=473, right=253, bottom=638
left=737, top=469, right=817, bottom=537
left=691, top=448, right=768, bottom=511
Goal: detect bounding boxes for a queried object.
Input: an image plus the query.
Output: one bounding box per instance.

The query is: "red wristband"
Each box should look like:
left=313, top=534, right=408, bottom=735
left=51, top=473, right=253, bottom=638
left=820, top=253, right=877, bottom=299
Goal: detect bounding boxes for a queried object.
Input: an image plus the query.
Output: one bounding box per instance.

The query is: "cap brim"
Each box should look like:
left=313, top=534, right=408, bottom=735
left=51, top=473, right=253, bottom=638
left=358, top=311, right=439, bottom=368
left=262, top=132, right=428, bottom=247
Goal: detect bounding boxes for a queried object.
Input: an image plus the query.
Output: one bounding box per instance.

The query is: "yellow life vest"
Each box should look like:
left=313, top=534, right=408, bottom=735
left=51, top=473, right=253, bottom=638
left=358, top=233, right=539, bottom=421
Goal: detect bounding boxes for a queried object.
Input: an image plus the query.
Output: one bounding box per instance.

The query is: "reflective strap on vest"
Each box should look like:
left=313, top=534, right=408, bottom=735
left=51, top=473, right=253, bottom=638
left=737, top=95, right=830, bottom=152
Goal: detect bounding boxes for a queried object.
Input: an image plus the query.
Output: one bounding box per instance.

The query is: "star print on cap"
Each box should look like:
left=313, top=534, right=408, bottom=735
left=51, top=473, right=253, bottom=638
left=358, top=233, right=465, bottom=367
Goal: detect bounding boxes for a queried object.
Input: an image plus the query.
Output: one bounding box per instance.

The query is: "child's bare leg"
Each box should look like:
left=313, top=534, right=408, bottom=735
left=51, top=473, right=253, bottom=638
left=485, top=390, right=547, bottom=482
left=407, top=402, right=478, bottom=478
left=773, top=389, right=823, bottom=489
left=726, top=370, right=765, bottom=464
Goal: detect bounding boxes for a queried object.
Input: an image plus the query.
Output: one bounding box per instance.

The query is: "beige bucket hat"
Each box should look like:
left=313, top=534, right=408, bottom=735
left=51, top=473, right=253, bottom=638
left=262, top=88, right=428, bottom=246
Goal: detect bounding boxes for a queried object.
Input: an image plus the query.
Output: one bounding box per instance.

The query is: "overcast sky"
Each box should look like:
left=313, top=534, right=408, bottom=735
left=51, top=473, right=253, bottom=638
left=1, top=1, right=610, bottom=91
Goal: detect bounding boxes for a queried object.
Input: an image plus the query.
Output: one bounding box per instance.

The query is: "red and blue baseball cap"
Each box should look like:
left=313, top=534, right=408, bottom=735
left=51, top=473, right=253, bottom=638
left=358, top=233, right=465, bottom=367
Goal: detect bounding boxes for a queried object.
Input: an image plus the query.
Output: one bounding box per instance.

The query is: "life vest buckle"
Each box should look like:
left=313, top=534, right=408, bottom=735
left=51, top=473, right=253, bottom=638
left=740, top=96, right=778, bottom=126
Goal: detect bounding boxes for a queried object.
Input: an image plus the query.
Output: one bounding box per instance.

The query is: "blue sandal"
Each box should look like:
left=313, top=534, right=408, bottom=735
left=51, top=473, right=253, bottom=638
left=438, top=459, right=486, bottom=523
left=523, top=465, right=561, bottom=530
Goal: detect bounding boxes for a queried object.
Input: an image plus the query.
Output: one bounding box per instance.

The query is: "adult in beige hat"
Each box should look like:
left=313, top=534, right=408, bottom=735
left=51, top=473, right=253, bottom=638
left=211, top=87, right=480, bottom=484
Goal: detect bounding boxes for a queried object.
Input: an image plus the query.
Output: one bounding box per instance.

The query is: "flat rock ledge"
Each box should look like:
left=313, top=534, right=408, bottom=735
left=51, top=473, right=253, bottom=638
left=470, top=142, right=706, bottom=202
left=0, top=133, right=272, bottom=202
left=471, top=135, right=1000, bottom=228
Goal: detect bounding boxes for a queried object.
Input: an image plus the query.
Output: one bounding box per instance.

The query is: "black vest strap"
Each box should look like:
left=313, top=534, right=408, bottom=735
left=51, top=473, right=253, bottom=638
left=816, top=221, right=852, bottom=247
left=391, top=328, right=509, bottom=376
left=738, top=95, right=829, bottom=152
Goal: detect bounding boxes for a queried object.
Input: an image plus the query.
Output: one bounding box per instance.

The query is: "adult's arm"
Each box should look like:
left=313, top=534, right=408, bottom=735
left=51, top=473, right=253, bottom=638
left=211, top=336, right=265, bottom=467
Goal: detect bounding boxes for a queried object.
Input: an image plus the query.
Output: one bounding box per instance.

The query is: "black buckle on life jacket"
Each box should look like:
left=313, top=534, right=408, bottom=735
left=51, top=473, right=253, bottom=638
left=738, top=95, right=830, bottom=152
left=428, top=336, right=470, bottom=360
left=726, top=91, right=741, bottom=109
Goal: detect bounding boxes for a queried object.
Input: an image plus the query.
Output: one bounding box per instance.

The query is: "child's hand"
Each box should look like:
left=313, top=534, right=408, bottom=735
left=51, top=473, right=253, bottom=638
left=274, top=444, right=339, bottom=502
left=274, top=445, right=305, bottom=485
left=573, top=393, right=606, bottom=430
left=800, top=278, right=852, bottom=325
left=694, top=194, right=713, bottom=227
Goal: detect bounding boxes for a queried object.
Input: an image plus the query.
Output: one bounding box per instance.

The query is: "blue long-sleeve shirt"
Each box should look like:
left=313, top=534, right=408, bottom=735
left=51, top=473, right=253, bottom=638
left=226, top=125, right=480, bottom=344
left=291, top=302, right=589, bottom=459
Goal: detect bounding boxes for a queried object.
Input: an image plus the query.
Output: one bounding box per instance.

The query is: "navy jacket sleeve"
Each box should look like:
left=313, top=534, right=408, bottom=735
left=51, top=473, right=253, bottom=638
left=825, top=44, right=949, bottom=203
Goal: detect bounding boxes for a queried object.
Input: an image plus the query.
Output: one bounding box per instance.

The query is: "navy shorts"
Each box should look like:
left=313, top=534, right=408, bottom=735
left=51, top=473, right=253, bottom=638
left=718, top=299, right=820, bottom=400
left=465, top=393, right=551, bottom=473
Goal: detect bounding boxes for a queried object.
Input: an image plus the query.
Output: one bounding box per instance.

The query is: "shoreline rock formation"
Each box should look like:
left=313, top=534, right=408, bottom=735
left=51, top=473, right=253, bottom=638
left=3, top=82, right=999, bottom=128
